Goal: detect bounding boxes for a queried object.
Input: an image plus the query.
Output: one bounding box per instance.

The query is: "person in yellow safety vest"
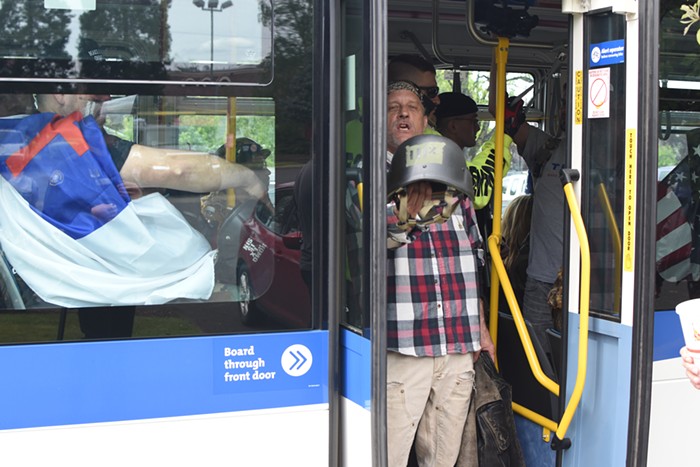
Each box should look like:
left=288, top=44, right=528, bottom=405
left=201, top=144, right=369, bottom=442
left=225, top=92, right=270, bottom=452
left=435, top=92, right=513, bottom=210
left=388, top=54, right=513, bottom=210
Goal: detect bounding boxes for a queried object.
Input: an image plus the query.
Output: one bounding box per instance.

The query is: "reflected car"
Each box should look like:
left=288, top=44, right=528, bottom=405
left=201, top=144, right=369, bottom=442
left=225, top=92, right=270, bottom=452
left=502, top=171, right=530, bottom=213
left=215, top=182, right=311, bottom=328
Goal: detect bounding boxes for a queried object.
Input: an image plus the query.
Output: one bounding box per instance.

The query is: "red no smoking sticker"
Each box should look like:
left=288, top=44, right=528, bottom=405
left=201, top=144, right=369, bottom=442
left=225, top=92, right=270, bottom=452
left=588, top=67, right=610, bottom=119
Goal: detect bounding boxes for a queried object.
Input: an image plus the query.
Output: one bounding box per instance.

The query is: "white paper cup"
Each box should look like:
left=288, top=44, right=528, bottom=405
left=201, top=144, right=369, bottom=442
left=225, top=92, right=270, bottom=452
left=676, top=298, right=700, bottom=353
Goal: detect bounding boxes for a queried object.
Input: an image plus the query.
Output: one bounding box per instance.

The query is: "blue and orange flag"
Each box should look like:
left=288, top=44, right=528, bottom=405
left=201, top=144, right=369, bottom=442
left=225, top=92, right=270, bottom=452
left=0, top=112, right=216, bottom=307
left=0, top=112, right=129, bottom=239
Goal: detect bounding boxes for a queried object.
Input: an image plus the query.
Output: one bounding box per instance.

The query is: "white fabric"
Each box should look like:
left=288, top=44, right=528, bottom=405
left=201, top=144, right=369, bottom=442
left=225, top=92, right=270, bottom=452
left=0, top=176, right=215, bottom=307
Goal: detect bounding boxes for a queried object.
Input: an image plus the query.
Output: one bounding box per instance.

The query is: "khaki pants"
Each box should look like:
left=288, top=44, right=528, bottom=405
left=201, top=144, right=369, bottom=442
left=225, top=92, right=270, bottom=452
left=387, top=351, right=475, bottom=467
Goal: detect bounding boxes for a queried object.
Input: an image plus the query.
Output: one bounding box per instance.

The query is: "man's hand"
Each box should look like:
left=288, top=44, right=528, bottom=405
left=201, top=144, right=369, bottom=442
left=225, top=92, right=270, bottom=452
left=475, top=300, right=496, bottom=362
left=476, top=323, right=496, bottom=362
left=504, top=96, right=526, bottom=137
left=405, top=181, right=432, bottom=217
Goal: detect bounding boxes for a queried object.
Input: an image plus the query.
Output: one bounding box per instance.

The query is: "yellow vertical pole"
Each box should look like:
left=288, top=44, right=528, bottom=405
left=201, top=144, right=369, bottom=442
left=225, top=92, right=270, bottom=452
left=489, top=37, right=509, bottom=359
left=226, top=97, right=237, bottom=206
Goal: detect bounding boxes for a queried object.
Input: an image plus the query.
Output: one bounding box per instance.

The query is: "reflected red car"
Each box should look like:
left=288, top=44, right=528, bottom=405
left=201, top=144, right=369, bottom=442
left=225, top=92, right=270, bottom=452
left=215, top=182, right=311, bottom=328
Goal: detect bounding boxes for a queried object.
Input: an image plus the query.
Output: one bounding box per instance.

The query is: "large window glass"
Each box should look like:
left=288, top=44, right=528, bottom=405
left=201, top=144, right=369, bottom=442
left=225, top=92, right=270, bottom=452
left=655, top=2, right=700, bottom=310
left=341, top=0, right=366, bottom=332
left=0, top=0, right=273, bottom=87
left=0, top=0, right=313, bottom=343
left=583, top=12, right=626, bottom=318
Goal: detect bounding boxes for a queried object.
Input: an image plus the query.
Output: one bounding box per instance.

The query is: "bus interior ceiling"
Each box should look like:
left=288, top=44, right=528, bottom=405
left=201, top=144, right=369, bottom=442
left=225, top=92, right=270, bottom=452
left=386, top=1, right=570, bottom=76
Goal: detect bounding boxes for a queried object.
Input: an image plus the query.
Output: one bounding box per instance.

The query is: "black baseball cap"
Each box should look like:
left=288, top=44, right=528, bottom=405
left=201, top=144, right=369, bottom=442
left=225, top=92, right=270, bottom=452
left=435, top=92, right=479, bottom=123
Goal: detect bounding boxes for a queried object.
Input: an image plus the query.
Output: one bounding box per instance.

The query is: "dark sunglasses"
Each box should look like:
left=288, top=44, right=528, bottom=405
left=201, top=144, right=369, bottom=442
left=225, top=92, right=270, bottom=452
left=418, top=86, right=439, bottom=99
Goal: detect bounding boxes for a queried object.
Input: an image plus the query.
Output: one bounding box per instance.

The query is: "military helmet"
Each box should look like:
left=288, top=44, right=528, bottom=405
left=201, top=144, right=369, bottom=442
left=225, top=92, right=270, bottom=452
left=387, top=134, right=473, bottom=231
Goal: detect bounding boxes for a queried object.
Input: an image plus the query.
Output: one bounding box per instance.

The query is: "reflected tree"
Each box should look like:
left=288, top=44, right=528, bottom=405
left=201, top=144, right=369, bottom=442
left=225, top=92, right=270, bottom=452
left=77, top=0, right=171, bottom=80
left=260, top=0, right=313, bottom=161
left=0, top=3, right=73, bottom=79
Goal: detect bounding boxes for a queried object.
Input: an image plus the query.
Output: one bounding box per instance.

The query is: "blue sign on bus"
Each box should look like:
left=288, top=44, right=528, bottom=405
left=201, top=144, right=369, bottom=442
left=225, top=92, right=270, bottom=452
left=590, top=39, right=625, bottom=67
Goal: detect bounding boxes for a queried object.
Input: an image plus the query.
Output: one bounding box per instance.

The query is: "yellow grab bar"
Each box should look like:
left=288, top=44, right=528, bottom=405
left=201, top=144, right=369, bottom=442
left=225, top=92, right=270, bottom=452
left=488, top=37, right=510, bottom=354
left=226, top=97, right=237, bottom=207
left=488, top=235, right=560, bottom=396
left=552, top=169, right=591, bottom=449
left=512, top=402, right=558, bottom=434
left=357, top=182, right=363, bottom=212
left=596, top=182, right=621, bottom=311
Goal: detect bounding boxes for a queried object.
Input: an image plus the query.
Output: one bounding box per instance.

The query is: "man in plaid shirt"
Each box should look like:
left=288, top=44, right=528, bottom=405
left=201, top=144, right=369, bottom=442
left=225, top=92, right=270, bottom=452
left=385, top=80, right=495, bottom=467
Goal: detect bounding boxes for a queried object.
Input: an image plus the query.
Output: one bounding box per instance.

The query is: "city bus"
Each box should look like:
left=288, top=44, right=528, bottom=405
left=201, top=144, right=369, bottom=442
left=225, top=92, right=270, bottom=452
left=0, top=0, right=696, bottom=466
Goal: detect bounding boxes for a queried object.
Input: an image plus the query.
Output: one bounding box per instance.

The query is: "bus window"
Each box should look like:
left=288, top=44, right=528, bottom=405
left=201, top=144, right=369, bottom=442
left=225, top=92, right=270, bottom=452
left=341, top=4, right=367, bottom=333
left=655, top=5, right=700, bottom=311
left=0, top=2, right=314, bottom=343
left=0, top=1, right=272, bottom=87
left=582, top=12, right=627, bottom=318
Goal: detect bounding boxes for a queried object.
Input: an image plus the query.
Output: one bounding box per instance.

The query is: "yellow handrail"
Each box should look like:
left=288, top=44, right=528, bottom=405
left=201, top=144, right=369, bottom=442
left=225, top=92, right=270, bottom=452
left=596, top=182, right=621, bottom=311
left=488, top=235, right=560, bottom=396
left=488, top=37, right=509, bottom=357
left=512, top=402, right=558, bottom=433
left=226, top=97, right=237, bottom=207
left=554, top=171, right=591, bottom=444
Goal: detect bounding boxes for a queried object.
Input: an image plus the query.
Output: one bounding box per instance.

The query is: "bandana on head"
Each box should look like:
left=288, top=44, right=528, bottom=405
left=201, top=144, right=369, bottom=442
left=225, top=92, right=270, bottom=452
left=387, top=80, right=423, bottom=101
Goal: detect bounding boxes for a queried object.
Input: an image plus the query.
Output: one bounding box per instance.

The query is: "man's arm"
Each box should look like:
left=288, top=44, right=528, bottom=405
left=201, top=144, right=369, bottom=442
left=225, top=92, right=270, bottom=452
left=467, top=133, right=513, bottom=210
left=489, top=50, right=530, bottom=156
left=477, top=298, right=496, bottom=362
left=119, top=144, right=266, bottom=199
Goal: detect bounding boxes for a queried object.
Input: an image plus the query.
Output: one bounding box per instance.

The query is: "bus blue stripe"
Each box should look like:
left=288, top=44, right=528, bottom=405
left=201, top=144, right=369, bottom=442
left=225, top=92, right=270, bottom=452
left=0, top=331, right=328, bottom=430
left=654, top=309, right=685, bottom=362
left=340, top=328, right=371, bottom=410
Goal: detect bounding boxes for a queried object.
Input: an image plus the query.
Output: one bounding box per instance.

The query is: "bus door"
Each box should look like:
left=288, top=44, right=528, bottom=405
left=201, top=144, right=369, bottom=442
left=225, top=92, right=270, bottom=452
left=558, top=3, right=646, bottom=466
left=0, top=1, right=334, bottom=465
left=337, top=0, right=387, bottom=465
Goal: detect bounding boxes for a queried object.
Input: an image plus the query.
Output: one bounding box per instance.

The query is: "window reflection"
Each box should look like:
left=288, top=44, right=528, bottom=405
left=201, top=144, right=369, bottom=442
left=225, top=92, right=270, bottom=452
left=0, top=1, right=272, bottom=85
left=584, top=12, right=626, bottom=317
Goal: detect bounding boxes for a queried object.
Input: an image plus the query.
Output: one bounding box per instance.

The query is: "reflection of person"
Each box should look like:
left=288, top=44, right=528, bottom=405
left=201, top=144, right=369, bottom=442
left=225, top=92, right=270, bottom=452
left=294, top=160, right=313, bottom=291
left=35, top=94, right=266, bottom=199
left=216, top=138, right=271, bottom=184
left=385, top=80, right=495, bottom=467
left=435, top=92, right=513, bottom=210
left=680, top=346, right=700, bottom=389
left=0, top=93, right=266, bottom=315
left=201, top=138, right=273, bottom=228
left=294, top=159, right=363, bottom=324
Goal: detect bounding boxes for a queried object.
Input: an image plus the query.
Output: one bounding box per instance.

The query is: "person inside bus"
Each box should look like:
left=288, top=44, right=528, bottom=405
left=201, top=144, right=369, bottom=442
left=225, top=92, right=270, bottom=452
left=391, top=58, right=514, bottom=299
left=385, top=79, right=495, bottom=467
left=498, top=77, right=565, bottom=357
left=434, top=91, right=514, bottom=211
left=198, top=138, right=273, bottom=232
left=388, top=54, right=441, bottom=131
left=0, top=92, right=267, bottom=322
left=33, top=93, right=266, bottom=201
left=498, top=193, right=534, bottom=311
